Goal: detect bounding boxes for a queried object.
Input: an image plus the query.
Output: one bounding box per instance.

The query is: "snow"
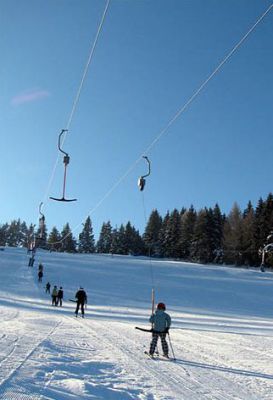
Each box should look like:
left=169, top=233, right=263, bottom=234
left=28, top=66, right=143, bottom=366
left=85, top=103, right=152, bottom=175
left=0, top=247, right=273, bottom=399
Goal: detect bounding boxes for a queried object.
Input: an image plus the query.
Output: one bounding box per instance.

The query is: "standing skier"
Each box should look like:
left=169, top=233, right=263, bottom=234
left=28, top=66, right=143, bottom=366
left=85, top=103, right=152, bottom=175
left=149, top=302, right=171, bottom=357
left=75, top=287, right=87, bottom=317
left=51, top=285, right=58, bottom=306
left=38, top=270, right=43, bottom=283
left=45, top=282, right=51, bottom=294
left=57, top=287, right=64, bottom=306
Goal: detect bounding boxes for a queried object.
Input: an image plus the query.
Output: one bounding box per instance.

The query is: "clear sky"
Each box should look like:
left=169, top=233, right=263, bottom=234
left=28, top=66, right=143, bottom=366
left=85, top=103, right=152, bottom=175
left=1, top=0, right=273, bottom=239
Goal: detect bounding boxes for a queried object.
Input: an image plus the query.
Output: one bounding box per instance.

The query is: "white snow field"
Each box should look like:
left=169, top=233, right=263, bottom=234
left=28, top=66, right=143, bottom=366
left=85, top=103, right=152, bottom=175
left=0, top=247, right=273, bottom=399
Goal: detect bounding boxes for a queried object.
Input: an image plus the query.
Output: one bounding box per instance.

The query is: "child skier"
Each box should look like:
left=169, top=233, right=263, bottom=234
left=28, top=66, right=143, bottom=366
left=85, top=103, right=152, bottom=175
left=149, top=302, right=171, bottom=357
left=38, top=270, right=43, bottom=282
left=45, top=282, right=51, bottom=294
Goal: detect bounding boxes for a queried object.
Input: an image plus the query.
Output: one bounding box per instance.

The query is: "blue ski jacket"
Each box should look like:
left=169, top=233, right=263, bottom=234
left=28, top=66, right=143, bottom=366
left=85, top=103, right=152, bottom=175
left=149, top=310, right=171, bottom=332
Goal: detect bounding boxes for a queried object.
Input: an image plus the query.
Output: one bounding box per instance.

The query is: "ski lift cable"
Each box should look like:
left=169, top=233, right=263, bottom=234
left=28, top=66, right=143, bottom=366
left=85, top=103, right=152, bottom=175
left=141, top=191, right=156, bottom=289
left=41, top=0, right=111, bottom=209
left=51, top=3, right=272, bottom=246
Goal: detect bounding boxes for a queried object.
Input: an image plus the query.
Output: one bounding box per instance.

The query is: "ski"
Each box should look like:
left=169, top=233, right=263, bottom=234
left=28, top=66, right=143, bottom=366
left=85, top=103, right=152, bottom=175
left=144, top=351, right=175, bottom=362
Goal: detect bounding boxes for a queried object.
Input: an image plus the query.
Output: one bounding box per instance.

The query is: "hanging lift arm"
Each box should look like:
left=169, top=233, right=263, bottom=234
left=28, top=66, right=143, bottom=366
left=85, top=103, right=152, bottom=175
left=50, top=129, right=77, bottom=202
left=138, top=156, right=151, bottom=191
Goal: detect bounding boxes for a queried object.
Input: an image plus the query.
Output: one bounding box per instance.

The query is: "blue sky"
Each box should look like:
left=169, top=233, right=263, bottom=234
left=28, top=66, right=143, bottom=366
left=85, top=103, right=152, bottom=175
left=1, top=0, right=273, bottom=239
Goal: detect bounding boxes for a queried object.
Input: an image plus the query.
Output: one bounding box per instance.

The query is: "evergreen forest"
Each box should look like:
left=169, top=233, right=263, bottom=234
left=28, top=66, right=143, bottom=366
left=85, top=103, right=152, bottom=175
left=1, top=194, right=273, bottom=268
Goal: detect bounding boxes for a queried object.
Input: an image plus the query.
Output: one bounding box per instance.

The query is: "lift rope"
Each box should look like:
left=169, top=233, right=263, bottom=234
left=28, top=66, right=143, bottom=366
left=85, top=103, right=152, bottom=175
left=140, top=158, right=156, bottom=319
left=41, top=0, right=111, bottom=208
left=49, top=3, right=273, bottom=247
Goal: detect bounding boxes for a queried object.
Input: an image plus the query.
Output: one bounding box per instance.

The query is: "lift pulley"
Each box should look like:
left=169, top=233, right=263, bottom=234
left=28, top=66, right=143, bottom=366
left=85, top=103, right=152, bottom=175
left=50, top=129, right=77, bottom=202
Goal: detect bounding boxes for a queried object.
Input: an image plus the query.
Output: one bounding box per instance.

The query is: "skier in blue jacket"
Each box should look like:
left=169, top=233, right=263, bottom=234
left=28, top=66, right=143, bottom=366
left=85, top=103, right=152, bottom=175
left=149, top=302, right=171, bottom=357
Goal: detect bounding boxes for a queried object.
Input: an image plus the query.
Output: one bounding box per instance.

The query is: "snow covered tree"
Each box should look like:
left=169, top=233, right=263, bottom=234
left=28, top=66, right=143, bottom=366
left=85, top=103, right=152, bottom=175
left=78, top=216, right=95, bottom=253
left=96, top=221, right=112, bottom=253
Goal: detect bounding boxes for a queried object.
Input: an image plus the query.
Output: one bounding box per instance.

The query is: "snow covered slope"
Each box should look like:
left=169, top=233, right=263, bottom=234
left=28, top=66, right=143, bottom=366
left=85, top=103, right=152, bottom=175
left=0, top=247, right=273, bottom=399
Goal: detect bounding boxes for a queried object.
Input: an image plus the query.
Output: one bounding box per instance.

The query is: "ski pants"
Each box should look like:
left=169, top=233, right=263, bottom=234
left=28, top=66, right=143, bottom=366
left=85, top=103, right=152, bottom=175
left=52, top=296, right=58, bottom=306
left=75, top=301, right=85, bottom=315
left=149, top=332, right=168, bottom=355
left=58, top=298, right=63, bottom=306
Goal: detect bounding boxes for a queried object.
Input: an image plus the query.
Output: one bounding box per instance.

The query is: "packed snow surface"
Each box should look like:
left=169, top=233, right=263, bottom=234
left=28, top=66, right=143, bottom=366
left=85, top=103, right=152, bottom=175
left=0, top=247, right=273, bottom=399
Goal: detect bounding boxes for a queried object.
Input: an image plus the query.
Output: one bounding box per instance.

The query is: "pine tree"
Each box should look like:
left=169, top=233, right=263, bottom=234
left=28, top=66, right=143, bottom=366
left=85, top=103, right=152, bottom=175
left=143, top=209, right=162, bottom=256
left=78, top=216, right=95, bottom=253
left=161, top=209, right=181, bottom=258
left=110, top=227, right=119, bottom=254
left=179, top=205, right=196, bottom=259
left=223, top=203, right=243, bottom=265
left=124, top=221, right=145, bottom=255
left=48, top=227, right=62, bottom=251
left=61, top=223, right=77, bottom=253
left=158, top=211, right=170, bottom=257
left=212, top=204, right=224, bottom=258
left=241, top=201, right=256, bottom=266
left=96, top=221, right=112, bottom=253
left=7, top=219, right=22, bottom=246
left=117, top=224, right=127, bottom=255
left=0, top=223, right=9, bottom=246
left=190, top=208, right=211, bottom=263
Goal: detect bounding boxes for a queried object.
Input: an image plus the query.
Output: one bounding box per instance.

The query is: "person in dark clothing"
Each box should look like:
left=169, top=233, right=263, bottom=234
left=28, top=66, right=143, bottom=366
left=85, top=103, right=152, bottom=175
left=51, top=285, right=58, bottom=306
left=45, top=282, right=51, bottom=294
left=57, top=287, right=64, bottom=306
left=149, top=302, right=171, bottom=357
left=38, top=270, right=43, bottom=282
left=28, top=256, right=35, bottom=267
left=75, top=287, right=87, bottom=317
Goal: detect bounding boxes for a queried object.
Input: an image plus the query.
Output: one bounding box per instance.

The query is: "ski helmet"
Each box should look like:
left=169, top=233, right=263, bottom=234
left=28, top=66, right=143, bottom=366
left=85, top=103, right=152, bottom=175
left=157, top=302, right=166, bottom=310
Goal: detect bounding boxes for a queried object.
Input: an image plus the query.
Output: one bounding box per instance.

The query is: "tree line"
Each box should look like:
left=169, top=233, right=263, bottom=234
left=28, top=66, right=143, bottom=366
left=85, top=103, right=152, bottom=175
left=1, top=193, right=273, bottom=267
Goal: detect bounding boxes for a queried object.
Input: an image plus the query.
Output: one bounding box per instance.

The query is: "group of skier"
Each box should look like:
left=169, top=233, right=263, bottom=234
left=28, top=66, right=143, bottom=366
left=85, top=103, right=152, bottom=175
left=45, top=282, right=64, bottom=306
left=33, top=256, right=171, bottom=357
left=45, top=281, right=87, bottom=316
left=50, top=284, right=64, bottom=306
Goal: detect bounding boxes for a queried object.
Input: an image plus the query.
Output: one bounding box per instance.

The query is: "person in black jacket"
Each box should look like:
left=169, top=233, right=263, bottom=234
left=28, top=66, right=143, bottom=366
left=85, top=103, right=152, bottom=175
left=75, top=287, right=87, bottom=317
left=57, top=287, right=64, bottom=306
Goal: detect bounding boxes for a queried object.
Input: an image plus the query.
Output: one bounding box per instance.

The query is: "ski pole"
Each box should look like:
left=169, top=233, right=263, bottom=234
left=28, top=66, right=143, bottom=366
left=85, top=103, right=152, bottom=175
left=168, top=332, right=176, bottom=360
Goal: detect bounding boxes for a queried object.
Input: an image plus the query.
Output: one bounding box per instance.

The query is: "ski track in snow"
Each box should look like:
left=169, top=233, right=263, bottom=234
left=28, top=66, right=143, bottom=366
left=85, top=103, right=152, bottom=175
left=0, top=247, right=273, bottom=399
